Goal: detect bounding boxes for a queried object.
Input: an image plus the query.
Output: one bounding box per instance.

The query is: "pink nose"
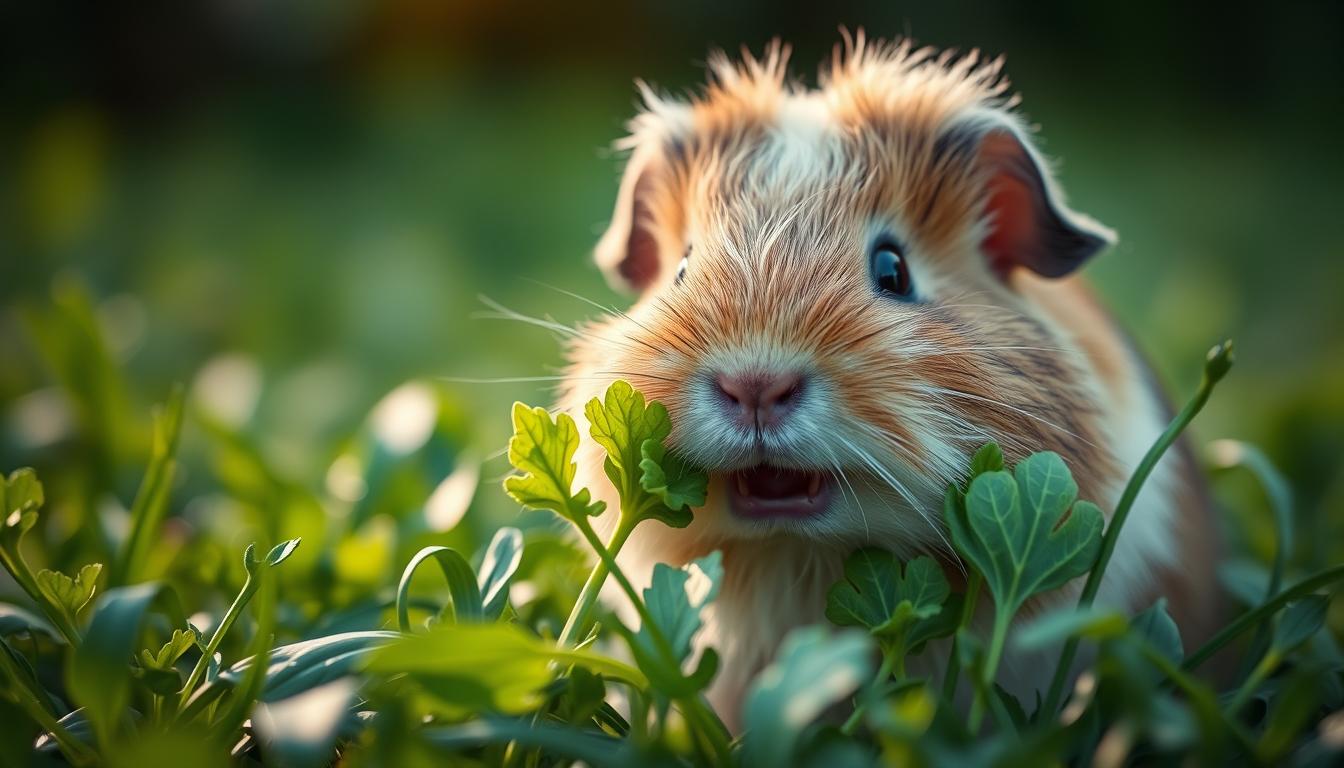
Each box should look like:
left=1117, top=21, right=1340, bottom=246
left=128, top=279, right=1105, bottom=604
left=715, top=371, right=806, bottom=430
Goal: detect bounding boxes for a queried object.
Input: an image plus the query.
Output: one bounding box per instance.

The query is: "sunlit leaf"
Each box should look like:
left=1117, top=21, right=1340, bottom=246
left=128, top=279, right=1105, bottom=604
left=477, top=527, right=524, bottom=620
left=35, top=563, right=102, bottom=621
left=503, top=403, right=604, bottom=521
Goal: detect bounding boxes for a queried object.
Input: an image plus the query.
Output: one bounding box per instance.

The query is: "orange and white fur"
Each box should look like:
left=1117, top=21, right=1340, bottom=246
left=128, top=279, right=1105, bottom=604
left=556, top=36, right=1218, bottom=725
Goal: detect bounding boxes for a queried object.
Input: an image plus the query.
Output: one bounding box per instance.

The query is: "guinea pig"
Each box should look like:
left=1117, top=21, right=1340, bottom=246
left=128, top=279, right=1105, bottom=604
left=556, top=35, right=1218, bottom=723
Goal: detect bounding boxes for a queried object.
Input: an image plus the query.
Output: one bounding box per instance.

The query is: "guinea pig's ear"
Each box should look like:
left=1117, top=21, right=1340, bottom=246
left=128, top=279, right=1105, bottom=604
left=594, top=149, right=663, bottom=293
left=959, top=113, right=1116, bottom=279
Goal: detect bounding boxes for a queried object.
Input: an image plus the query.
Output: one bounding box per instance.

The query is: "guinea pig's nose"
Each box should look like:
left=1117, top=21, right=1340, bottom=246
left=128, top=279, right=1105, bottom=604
left=715, top=371, right=806, bottom=430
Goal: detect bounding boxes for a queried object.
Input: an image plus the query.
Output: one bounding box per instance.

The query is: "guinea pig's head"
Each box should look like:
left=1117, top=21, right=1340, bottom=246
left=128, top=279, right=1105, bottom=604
left=565, top=37, right=1118, bottom=556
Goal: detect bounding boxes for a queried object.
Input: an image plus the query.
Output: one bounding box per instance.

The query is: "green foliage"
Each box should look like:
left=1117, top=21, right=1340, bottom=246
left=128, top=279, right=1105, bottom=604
left=2, top=349, right=1343, bottom=767
left=503, top=403, right=605, bottom=522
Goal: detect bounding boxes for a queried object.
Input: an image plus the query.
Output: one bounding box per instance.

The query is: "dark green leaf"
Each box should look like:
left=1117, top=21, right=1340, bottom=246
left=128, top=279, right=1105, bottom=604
left=946, top=452, right=1103, bottom=617
left=1273, top=596, right=1329, bottom=653
left=637, top=551, right=722, bottom=668
left=968, top=442, right=1005, bottom=481
left=638, top=439, right=707, bottom=525
left=825, top=550, right=950, bottom=659
left=253, top=677, right=358, bottom=768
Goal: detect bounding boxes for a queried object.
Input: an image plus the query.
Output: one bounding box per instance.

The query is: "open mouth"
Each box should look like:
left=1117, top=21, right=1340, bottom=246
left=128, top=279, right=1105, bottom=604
left=726, top=465, right=833, bottom=520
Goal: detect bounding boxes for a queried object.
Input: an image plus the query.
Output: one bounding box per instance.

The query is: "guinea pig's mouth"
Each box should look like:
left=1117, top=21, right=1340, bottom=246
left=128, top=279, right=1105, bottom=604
left=725, top=465, right=833, bottom=521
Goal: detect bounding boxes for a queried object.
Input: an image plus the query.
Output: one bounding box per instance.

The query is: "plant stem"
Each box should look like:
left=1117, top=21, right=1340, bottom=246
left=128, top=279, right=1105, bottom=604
left=970, top=609, right=1012, bottom=731
left=1041, top=341, right=1233, bottom=717
left=569, top=515, right=733, bottom=765
left=1226, top=649, right=1278, bottom=716
left=840, top=646, right=898, bottom=735
left=1183, top=563, right=1344, bottom=671
left=941, top=572, right=981, bottom=701
left=556, top=519, right=634, bottom=648
left=0, top=548, right=83, bottom=646
left=177, top=573, right=257, bottom=709
left=0, top=643, right=96, bottom=765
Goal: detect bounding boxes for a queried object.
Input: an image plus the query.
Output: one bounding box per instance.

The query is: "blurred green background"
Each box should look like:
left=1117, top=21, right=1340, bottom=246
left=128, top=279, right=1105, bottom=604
left=1, top=0, right=1341, bottom=589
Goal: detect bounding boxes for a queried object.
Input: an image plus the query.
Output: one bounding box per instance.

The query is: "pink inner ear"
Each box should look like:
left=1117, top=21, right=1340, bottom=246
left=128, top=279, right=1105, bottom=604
left=979, top=134, right=1038, bottom=280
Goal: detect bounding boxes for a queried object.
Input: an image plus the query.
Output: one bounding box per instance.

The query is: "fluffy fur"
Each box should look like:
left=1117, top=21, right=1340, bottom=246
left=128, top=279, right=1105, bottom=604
left=557, top=34, right=1219, bottom=726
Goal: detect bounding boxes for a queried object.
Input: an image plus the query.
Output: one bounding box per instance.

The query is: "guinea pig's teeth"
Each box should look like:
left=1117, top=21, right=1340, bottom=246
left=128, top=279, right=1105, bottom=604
left=736, top=474, right=749, bottom=497
left=806, top=473, right=821, bottom=499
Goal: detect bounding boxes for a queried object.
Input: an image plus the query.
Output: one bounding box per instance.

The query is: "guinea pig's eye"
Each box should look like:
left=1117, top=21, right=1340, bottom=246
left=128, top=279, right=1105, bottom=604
left=673, top=247, right=690, bottom=286
left=870, top=242, right=914, bottom=300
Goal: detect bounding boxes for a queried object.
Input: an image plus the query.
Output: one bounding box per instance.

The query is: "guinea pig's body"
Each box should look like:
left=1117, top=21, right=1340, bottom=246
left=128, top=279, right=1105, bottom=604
left=557, top=37, right=1219, bottom=724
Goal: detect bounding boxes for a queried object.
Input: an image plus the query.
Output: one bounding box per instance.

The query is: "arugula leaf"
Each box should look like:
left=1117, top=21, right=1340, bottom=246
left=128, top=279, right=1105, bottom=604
left=946, top=451, right=1103, bottom=617
left=584, top=380, right=707, bottom=528
left=503, top=403, right=605, bottom=522
left=36, top=563, right=103, bottom=623
left=825, top=550, right=951, bottom=660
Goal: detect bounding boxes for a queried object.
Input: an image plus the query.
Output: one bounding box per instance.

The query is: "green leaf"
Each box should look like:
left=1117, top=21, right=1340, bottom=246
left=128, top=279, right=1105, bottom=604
left=638, top=440, right=707, bottom=525
left=396, top=545, right=484, bottom=632
left=366, top=624, right=555, bottom=715
left=741, top=626, right=874, bottom=767
left=585, top=380, right=671, bottom=496
left=3, top=468, right=45, bottom=518
left=503, top=403, right=605, bottom=521
left=265, top=538, right=301, bottom=566
left=1272, top=596, right=1328, bottom=653
left=112, top=385, right=185, bottom=586
left=969, top=441, right=1005, bottom=481
left=1013, top=605, right=1128, bottom=651
left=1131, top=598, right=1184, bottom=665
left=200, top=631, right=399, bottom=708
left=825, top=550, right=950, bottom=651
left=946, top=451, right=1103, bottom=617
left=253, top=677, right=358, bottom=768
left=636, top=552, right=723, bottom=671
left=35, top=563, right=102, bottom=622
left=140, top=627, right=199, bottom=671
left=69, top=583, right=180, bottom=747
left=477, top=527, right=524, bottom=620
left=0, top=604, right=59, bottom=640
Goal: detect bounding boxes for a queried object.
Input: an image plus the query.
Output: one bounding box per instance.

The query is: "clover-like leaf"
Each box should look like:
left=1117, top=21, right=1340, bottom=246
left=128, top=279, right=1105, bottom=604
left=825, top=550, right=950, bottom=655
left=36, top=563, right=102, bottom=621
left=503, top=403, right=605, bottom=522
left=637, top=440, right=706, bottom=528
left=946, top=451, right=1103, bottom=617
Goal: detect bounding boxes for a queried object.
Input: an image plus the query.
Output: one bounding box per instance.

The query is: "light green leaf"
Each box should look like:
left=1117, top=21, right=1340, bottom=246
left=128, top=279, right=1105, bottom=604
left=638, top=440, right=706, bottom=527
left=36, top=563, right=102, bottom=620
left=3, top=468, right=45, bottom=518
left=367, top=623, right=640, bottom=716
left=585, top=380, right=671, bottom=497
left=503, top=403, right=604, bottom=521
left=742, top=627, right=874, bottom=767
left=825, top=550, right=950, bottom=654
left=141, top=627, right=199, bottom=671
left=946, top=451, right=1103, bottom=617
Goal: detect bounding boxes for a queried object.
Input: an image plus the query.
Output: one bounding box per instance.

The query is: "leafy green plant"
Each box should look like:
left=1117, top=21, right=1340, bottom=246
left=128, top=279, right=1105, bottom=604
left=2, top=339, right=1343, bottom=766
